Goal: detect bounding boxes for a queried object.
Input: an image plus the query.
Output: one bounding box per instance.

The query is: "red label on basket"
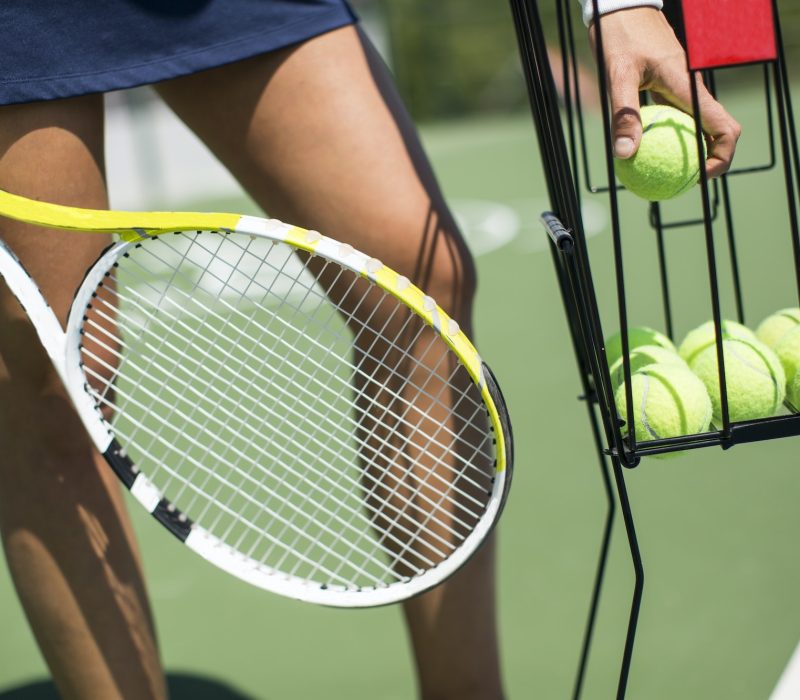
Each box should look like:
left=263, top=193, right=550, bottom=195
left=681, top=0, right=777, bottom=69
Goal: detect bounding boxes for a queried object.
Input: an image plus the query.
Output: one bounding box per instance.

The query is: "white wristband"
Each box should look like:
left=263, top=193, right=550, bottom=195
left=580, top=0, right=664, bottom=27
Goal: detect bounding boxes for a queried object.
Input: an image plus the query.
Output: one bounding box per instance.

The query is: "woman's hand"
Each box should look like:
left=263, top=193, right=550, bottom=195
left=590, top=7, right=741, bottom=177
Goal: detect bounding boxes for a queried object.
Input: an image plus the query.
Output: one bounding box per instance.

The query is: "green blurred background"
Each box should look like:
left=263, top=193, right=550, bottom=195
left=2, top=1, right=800, bottom=698
left=374, top=0, right=800, bottom=122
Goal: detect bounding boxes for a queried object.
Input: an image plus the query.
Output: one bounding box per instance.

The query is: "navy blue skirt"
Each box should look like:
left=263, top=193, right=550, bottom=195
left=0, top=1, right=357, bottom=105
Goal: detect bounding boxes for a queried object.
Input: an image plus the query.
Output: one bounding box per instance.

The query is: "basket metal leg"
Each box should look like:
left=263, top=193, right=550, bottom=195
left=571, top=404, right=615, bottom=700
left=609, top=457, right=644, bottom=700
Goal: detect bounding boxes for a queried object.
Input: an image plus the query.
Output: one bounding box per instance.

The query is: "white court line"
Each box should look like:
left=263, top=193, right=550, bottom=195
left=770, top=640, right=800, bottom=699
left=452, top=199, right=520, bottom=256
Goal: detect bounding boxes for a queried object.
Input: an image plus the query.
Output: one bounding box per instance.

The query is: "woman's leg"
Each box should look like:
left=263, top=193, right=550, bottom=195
left=157, top=25, right=504, bottom=699
left=0, top=96, right=167, bottom=700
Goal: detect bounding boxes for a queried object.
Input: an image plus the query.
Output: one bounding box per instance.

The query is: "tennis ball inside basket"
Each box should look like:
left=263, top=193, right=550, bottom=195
left=678, top=319, right=757, bottom=365
left=608, top=344, right=688, bottom=391
left=756, top=307, right=800, bottom=349
left=774, top=325, right=800, bottom=388
left=787, top=371, right=800, bottom=411
left=604, top=326, right=677, bottom=368
left=614, top=105, right=704, bottom=201
left=614, top=363, right=712, bottom=449
left=689, top=337, right=785, bottom=423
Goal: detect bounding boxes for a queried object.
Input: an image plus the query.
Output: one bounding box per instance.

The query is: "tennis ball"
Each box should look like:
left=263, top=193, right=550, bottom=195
left=608, top=344, right=688, bottom=391
left=756, top=307, right=800, bottom=349
left=614, top=105, right=705, bottom=201
left=614, top=363, right=712, bottom=447
left=678, top=319, right=757, bottom=365
left=689, top=337, right=785, bottom=423
left=604, top=326, right=677, bottom=368
left=774, top=325, right=800, bottom=388
left=787, top=371, right=800, bottom=411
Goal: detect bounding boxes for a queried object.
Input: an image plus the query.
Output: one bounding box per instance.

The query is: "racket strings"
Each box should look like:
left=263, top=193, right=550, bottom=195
left=135, top=232, right=500, bottom=560
left=92, top=239, right=494, bottom=532
left=132, top=233, right=309, bottom=500
left=79, top=231, right=497, bottom=589
left=82, top=328, right=485, bottom=574
left=84, top=365, right=411, bottom=585
left=85, top=292, right=490, bottom=526
left=81, top=327, right=472, bottom=569
left=81, top=320, right=484, bottom=584
left=100, top=250, right=492, bottom=492
left=109, top=274, right=488, bottom=580
left=147, top=232, right=490, bottom=437
left=115, top=250, right=482, bottom=463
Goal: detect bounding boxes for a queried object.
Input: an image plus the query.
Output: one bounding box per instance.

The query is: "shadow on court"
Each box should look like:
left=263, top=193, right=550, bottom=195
left=0, top=672, right=257, bottom=699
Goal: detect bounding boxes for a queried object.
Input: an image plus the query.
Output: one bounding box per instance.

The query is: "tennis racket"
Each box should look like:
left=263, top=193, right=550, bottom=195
left=0, top=189, right=513, bottom=607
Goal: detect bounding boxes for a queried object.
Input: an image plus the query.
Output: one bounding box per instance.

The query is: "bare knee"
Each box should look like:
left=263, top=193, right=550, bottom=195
left=391, top=207, right=478, bottom=327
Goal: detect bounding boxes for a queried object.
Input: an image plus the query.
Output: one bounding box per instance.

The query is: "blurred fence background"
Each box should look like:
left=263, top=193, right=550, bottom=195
left=358, top=0, right=800, bottom=122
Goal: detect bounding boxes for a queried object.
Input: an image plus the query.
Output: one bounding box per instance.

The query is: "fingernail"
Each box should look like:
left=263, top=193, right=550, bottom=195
left=614, top=137, right=635, bottom=159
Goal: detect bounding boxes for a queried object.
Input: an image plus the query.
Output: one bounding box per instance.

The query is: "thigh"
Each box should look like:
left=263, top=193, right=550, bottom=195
left=156, top=25, right=476, bottom=323
left=0, top=96, right=110, bottom=391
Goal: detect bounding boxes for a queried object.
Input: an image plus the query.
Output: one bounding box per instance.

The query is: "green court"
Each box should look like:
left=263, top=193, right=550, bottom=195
left=2, top=80, right=800, bottom=699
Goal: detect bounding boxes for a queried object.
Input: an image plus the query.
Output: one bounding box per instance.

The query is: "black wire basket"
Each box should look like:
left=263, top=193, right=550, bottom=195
left=508, top=0, right=800, bottom=697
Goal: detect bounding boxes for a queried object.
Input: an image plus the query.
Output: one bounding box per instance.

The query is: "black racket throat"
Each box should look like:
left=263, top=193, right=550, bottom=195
left=104, top=438, right=193, bottom=541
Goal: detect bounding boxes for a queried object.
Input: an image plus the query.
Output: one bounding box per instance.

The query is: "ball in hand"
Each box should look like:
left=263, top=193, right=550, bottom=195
left=615, top=105, right=705, bottom=202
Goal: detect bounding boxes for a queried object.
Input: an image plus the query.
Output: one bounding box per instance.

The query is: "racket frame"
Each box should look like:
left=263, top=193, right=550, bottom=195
left=0, top=193, right=513, bottom=607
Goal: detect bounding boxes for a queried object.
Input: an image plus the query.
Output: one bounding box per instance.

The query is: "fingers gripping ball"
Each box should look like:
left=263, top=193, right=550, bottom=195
left=756, top=308, right=800, bottom=349
left=609, top=344, right=688, bottom=391
left=689, top=337, right=785, bottom=423
left=605, top=326, right=677, bottom=368
left=678, top=319, right=757, bottom=365
left=614, top=105, right=705, bottom=201
left=614, top=364, right=712, bottom=449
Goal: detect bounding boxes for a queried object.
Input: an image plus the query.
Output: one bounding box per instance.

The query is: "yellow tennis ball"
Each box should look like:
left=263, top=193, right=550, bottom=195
left=608, top=344, right=688, bottom=391
left=774, top=325, right=800, bottom=387
left=604, top=326, right=676, bottom=368
left=689, top=337, right=785, bottom=423
left=614, top=363, right=712, bottom=451
left=756, top=307, right=800, bottom=349
left=614, top=105, right=705, bottom=201
left=786, top=370, right=800, bottom=411
left=678, top=319, right=757, bottom=365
